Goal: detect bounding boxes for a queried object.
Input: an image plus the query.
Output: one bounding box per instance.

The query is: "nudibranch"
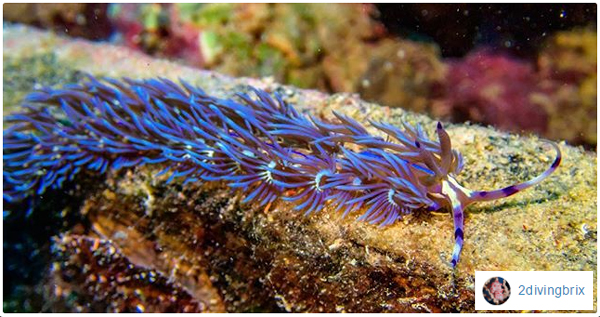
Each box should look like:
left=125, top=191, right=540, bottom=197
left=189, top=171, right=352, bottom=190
left=3, top=76, right=561, bottom=267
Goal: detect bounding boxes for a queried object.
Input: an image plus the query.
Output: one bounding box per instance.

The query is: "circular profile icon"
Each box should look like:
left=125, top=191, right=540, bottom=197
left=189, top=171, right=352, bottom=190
left=483, top=276, right=511, bottom=305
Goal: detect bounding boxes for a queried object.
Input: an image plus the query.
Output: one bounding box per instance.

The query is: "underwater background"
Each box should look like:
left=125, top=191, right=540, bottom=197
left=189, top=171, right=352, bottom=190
left=4, top=3, right=597, bottom=148
left=3, top=3, right=597, bottom=313
left=4, top=4, right=597, bottom=149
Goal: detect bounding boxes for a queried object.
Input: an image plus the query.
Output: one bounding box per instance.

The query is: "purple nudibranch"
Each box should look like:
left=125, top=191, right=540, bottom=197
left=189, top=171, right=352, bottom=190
left=3, top=75, right=561, bottom=267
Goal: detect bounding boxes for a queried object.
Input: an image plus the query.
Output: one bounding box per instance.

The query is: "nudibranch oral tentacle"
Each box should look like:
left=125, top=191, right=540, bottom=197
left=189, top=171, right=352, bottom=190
left=471, top=141, right=562, bottom=202
left=438, top=141, right=561, bottom=267
left=3, top=75, right=561, bottom=268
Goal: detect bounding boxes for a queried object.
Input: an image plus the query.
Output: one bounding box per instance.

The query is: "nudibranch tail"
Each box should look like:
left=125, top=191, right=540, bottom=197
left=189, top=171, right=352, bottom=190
left=444, top=141, right=561, bottom=267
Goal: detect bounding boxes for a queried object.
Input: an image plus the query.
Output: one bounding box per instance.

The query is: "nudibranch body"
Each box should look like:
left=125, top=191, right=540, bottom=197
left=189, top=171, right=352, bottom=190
left=3, top=76, right=561, bottom=267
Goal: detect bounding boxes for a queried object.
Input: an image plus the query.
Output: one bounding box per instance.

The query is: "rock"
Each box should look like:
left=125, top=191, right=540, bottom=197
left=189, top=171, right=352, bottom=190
left=3, top=24, right=596, bottom=313
left=47, top=234, right=217, bottom=312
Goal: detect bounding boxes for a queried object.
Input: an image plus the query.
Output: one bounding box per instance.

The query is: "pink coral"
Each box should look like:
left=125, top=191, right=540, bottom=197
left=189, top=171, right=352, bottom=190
left=437, top=49, right=548, bottom=135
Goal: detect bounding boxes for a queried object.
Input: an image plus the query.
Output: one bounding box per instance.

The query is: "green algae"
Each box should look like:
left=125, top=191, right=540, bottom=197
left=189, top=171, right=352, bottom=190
left=3, top=52, right=82, bottom=114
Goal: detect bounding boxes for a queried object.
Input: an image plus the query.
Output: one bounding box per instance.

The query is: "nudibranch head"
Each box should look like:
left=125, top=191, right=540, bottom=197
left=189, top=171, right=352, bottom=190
left=424, top=128, right=561, bottom=267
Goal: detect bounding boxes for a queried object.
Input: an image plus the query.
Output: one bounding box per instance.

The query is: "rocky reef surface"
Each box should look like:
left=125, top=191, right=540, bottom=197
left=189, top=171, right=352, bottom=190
left=3, top=25, right=596, bottom=313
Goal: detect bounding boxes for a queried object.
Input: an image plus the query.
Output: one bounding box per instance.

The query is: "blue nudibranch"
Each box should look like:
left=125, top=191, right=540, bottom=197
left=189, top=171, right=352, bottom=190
left=3, top=76, right=561, bottom=267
